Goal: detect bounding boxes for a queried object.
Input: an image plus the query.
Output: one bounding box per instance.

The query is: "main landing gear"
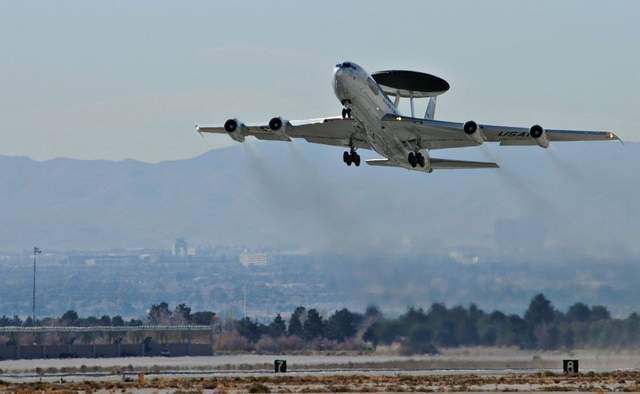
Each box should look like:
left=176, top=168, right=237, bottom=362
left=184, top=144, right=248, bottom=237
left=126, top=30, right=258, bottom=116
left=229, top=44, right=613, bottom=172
left=408, top=151, right=426, bottom=168
left=341, top=108, right=352, bottom=119
left=343, top=149, right=361, bottom=167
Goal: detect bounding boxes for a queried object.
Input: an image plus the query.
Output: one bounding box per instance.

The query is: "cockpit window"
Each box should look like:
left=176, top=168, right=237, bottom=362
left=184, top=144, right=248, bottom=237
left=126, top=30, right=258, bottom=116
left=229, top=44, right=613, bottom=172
left=338, top=62, right=356, bottom=69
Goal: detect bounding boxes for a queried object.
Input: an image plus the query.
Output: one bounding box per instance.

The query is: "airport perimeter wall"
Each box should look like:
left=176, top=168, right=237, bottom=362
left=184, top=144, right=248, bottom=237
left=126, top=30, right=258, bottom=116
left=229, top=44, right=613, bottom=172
left=0, top=343, right=213, bottom=360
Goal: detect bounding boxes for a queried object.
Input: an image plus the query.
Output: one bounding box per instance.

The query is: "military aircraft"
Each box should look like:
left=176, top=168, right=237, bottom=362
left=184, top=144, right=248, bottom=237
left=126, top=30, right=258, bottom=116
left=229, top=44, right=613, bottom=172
left=196, top=61, right=619, bottom=173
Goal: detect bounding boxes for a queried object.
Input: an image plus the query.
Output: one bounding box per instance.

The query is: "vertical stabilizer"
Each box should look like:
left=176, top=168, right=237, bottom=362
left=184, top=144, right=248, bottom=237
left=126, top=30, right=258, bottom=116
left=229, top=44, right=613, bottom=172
left=425, top=96, right=437, bottom=120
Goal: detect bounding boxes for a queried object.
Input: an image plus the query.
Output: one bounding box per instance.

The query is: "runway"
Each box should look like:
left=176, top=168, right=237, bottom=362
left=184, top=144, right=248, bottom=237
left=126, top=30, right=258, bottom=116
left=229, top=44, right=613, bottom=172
left=1, top=349, right=639, bottom=391
left=2, top=348, right=639, bottom=372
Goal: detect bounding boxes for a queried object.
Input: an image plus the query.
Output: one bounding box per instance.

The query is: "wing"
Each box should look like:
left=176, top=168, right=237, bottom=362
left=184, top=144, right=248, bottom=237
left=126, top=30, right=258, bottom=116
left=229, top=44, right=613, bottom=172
left=196, top=117, right=371, bottom=150
left=381, top=114, right=620, bottom=149
left=480, top=122, right=620, bottom=145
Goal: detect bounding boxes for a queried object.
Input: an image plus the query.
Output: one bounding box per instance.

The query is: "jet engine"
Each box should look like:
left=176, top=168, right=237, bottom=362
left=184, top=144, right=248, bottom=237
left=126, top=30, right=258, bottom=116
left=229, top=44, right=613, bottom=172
left=463, top=120, right=485, bottom=145
left=269, top=116, right=287, bottom=133
left=529, top=124, right=549, bottom=148
left=223, top=118, right=247, bottom=142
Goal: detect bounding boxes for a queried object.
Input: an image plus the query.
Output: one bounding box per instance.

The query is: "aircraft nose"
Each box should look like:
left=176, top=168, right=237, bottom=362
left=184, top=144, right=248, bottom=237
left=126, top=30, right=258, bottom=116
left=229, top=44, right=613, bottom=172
left=333, top=67, right=348, bottom=99
left=333, top=66, right=346, bottom=81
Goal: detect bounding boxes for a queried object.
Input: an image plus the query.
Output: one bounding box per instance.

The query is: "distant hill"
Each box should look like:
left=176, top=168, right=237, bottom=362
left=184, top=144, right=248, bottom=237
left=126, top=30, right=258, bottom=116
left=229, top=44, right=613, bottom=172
left=0, top=141, right=637, bottom=260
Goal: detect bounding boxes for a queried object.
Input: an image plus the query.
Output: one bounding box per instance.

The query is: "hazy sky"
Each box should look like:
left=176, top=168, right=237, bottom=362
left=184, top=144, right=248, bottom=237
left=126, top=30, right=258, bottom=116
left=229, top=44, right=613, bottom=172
left=1, top=1, right=638, bottom=162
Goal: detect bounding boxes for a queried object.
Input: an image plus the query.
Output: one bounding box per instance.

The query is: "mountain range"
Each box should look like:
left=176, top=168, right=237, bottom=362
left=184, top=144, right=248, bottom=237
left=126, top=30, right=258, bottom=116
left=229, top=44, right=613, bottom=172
left=0, top=140, right=637, bottom=261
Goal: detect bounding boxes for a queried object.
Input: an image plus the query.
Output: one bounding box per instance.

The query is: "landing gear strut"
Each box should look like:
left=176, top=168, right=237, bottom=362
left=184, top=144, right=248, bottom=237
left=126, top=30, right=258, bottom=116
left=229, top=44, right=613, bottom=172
left=408, top=152, right=425, bottom=168
left=341, top=108, right=352, bottom=119
left=343, top=148, right=360, bottom=167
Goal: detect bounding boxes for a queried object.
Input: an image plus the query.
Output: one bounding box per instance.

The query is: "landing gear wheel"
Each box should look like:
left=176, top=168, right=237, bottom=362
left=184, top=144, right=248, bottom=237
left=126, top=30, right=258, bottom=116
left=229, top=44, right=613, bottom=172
left=408, top=152, right=417, bottom=168
left=343, top=150, right=360, bottom=167
left=341, top=108, right=352, bottom=119
left=352, top=153, right=361, bottom=167
left=416, top=152, right=425, bottom=168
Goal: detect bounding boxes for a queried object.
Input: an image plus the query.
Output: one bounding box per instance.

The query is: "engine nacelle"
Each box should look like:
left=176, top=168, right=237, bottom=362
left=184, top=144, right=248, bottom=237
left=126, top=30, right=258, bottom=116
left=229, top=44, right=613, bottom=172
left=529, top=124, right=549, bottom=148
left=423, top=150, right=433, bottom=173
left=463, top=120, right=485, bottom=145
left=224, top=118, right=246, bottom=142
left=269, top=116, right=287, bottom=133
left=267, top=117, right=292, bottom=141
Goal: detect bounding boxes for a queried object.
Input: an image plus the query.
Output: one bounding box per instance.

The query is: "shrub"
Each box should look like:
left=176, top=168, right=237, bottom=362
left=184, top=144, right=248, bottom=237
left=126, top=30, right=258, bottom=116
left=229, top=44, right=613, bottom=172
left=215, top=331, right=252, bottom=352
left=255, top=336, right=280, bottom=353
left=276, top=335, right=305, bottom=352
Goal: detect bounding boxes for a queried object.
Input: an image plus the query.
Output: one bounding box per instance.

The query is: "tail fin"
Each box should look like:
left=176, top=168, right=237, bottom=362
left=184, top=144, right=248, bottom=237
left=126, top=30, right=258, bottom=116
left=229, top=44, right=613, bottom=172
left=424, top=96, right=437, bottom=120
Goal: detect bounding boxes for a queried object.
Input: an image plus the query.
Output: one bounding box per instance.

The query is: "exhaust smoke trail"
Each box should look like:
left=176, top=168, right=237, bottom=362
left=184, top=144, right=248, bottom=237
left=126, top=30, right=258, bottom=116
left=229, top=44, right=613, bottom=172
left=546, top=147, right=590, bottom=184
left=285, top=143, right=368, bottom=253
left=479, top=145, right=554, bottom=213
left=545, top=147, right=625, bottom=207
left=240, top=142, right=300, bottom=244
left=240, top=142, right=368, bottom=253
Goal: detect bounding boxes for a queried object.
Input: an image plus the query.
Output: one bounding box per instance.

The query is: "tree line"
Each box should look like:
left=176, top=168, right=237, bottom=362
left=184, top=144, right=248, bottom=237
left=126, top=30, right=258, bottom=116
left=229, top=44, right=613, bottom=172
left=2, top=294, right=639, bottom=352
left=229, top=295, right=640, bottom=352
left=364, top=294, right=640, bottom=353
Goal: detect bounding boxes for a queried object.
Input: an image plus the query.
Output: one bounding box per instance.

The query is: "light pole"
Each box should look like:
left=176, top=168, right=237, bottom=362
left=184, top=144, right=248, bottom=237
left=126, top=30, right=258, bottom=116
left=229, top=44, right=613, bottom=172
left=32, top=247, right=42, bottom=325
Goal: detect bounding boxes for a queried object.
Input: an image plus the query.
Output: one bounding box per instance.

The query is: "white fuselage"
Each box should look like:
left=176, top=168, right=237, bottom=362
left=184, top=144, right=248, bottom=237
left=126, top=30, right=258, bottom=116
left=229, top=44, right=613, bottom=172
left=333, top=62, right=410, bottom=161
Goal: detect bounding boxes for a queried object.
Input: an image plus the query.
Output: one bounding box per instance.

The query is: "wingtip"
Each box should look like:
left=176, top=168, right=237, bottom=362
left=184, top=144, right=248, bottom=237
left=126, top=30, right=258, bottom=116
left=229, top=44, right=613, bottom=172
left=609, top=131, right=624, bottom=145
left=195, top=125, right=206, bottom=139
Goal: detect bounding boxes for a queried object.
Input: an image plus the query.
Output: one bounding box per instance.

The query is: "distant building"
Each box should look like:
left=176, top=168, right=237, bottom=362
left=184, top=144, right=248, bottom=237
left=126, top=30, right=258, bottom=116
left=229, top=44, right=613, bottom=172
left=172, top=238, right=189, bottom=257
left=138, top=254, right=153, bottom=262
left=239, top=250, right=267, bottom=267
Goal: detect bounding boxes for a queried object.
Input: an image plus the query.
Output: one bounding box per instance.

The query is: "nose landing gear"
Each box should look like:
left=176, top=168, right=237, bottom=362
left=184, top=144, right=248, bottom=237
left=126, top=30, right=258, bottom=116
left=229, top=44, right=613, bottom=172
left=343, top=148, right=360, bottom=167
left=408, top=152, right=426, bottom=168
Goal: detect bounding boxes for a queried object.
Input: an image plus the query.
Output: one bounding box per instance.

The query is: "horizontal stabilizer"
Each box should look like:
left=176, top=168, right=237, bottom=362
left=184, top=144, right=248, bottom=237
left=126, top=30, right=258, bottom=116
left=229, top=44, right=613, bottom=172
left=431, top=158, right=499, bottom=170
left=365, top=159, right=399, bottom=167
left=366, top=158, right=498, bottom=172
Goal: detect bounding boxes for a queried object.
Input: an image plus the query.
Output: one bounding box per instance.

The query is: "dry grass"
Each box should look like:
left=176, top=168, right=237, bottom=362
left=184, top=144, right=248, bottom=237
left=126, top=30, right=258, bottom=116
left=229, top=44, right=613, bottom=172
left=1, top=371, right=640, bottom=392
